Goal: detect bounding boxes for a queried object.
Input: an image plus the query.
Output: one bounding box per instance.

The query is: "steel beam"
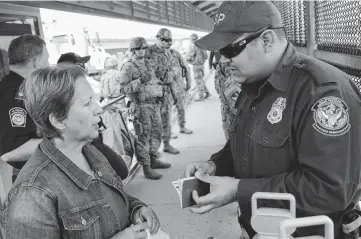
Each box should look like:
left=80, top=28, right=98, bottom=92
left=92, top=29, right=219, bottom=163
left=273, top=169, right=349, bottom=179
left=9, top=1, right=213, bottom=32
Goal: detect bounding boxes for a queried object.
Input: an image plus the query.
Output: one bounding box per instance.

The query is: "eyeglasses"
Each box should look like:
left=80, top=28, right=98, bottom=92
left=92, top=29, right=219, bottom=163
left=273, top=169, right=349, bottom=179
left=133, top=46, right=148, bottom=51
left=160, top=37, right=172, bottom=43
left=219, top=25, right=272, bottom=59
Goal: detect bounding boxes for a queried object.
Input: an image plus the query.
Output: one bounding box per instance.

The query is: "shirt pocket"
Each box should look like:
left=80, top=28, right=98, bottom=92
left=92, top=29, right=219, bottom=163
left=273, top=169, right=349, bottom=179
left=60, top=207, right=101, bottom=239
left=249, top=125, right=292, bottom=177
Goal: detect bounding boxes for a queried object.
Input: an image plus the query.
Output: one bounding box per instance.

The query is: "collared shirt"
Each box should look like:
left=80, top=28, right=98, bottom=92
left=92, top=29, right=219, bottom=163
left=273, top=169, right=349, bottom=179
left=1, top=137, right=146, bottom=239
left=0, top=71, right=39, bottom=169
left=210, top=43, right=361, bottom=237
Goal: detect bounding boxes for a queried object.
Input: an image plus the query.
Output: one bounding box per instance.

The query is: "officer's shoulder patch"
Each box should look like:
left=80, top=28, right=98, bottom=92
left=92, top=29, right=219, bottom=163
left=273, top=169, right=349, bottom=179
left=311, top=96, right=350, bottom=136
left=9, top=107, right=27, bottom=127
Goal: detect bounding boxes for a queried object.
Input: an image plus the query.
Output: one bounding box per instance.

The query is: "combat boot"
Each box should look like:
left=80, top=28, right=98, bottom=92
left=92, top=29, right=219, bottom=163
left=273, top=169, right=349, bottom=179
left=151, top=158, right=171, bottom=169
left=143, top=166, right=162, bottom=180
left=180, top=127, right=193, bottom=134
left=163, top=142, right=180, bottom=154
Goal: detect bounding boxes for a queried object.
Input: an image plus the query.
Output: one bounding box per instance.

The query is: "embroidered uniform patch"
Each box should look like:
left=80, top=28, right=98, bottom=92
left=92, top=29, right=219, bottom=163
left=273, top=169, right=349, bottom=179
left=9, top=107, right=27, bottom=127
left=312, top=96, right=350, bottom=136
left=267, top=97, right=286, bottom=124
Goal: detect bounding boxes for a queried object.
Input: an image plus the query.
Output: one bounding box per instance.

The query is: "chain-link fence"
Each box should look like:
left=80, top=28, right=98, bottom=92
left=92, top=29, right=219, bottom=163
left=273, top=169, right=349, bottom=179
left=327, top=62, right=361, bottom=92
left=315, top=1, right=361, bottom=56
left=273, top=1, right=307, bottom=47
left=273, top=1, right=361, bottom=91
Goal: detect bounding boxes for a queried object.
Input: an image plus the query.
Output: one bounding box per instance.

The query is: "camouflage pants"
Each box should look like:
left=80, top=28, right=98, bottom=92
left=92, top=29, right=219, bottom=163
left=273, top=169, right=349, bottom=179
left=193, top=65, right=210, bottom=98
left=159, top=88, right=173, bottom=144
left=221, top=104, right=236, bottom=140
left=131, top=102, right=162, bottom=166
left=173, top=75, right=186, bottom=128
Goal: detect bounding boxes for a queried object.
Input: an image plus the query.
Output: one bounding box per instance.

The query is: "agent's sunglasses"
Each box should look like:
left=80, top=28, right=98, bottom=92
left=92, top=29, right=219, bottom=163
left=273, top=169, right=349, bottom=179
left=133, top=46, right=148, bottom=51
left=219, top=24, right=272, bottom=59
left=160, top=37, right=172, bottom=43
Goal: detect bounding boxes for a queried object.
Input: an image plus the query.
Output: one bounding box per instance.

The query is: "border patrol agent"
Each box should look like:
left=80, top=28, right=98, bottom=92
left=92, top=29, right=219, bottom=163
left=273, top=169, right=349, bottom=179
left=0, top=35, right=49, bottom=183
left=146, top=28, right=180, bottom=155
left=166, top=39, right=193, bottom=135
left=120, top=37, right=171, bottom=180
left=184, top=1, right=361, bottom=238
left=186, top=33, right=211, bottom=102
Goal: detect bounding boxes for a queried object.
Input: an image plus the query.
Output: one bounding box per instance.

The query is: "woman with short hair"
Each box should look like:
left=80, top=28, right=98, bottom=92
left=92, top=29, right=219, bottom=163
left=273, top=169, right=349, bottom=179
left=1, top=64, right=159, bottom=239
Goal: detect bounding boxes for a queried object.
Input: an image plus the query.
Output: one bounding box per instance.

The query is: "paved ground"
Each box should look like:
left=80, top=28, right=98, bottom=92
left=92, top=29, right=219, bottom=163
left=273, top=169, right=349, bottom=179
left=125, top=77, right=241, bottom=239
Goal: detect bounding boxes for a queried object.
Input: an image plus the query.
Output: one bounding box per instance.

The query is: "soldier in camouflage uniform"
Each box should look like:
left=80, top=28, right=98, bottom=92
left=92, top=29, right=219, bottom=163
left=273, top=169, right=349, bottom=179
left=146, top=28, right=180, bottom=154
left=214, top=63, right=242, bottom=140
left=186, top=33, right=210, bottom=101
left=167, top=39, right=193, bottom=134
left=119, top=37, right=170, bottom=180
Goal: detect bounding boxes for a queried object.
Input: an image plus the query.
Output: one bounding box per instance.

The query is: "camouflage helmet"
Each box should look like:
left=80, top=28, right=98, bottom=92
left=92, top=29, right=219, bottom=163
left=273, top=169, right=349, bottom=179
left=130, top=37, right=147, bottom=49
left=156, top=28, right=172, bottom=39
left=190, top=33, right=198, bottom=40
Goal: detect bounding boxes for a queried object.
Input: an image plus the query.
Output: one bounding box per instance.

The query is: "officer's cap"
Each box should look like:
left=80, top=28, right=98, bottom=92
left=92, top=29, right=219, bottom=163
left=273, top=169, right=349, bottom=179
left=195, top=1, right=283, bottom=51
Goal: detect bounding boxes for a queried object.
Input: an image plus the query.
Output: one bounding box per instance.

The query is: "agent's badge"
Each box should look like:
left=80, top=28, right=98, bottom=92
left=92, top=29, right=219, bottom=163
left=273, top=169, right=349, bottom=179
left=267, top=97, right=286, bottom=124
left=9, top=107, right=27, bottom=127
left=312, top=96, right=350, bottom=136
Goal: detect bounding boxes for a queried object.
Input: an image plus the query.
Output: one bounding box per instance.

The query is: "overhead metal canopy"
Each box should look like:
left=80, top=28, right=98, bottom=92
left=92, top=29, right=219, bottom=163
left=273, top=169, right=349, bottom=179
left=191, top=1, right=221, bottom=18
left=8, top=1, right=216, bottom=32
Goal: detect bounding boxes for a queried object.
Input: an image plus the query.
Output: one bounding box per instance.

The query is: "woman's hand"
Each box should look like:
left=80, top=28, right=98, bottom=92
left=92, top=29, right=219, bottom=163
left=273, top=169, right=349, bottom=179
left=113, top=222, right=148, bottom=239
left=132, top=206, right=160, bottom=234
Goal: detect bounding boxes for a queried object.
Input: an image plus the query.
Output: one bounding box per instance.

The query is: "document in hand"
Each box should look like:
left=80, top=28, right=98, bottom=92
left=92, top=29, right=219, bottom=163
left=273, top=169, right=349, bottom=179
left=145, top=228, right=170, bottom=239
left=172, top=176, right=210, bottom=209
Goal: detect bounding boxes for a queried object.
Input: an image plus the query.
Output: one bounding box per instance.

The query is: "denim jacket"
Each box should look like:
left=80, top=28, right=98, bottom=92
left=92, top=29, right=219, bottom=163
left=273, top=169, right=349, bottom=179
left=1, top=138, right=147, bottom=239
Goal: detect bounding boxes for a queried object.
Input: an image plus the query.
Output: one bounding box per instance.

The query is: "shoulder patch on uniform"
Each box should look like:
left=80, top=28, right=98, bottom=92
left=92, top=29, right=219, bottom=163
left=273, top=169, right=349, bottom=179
left=9, top=107, right=27, bottom=127
left=312, top=96, right=350, bottom=136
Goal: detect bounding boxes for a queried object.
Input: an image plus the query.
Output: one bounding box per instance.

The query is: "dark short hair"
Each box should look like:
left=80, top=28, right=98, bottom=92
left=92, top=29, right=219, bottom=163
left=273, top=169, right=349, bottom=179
left=8, top=34, right=46, bottom=66
left=22, top=65, right=87, bottom=138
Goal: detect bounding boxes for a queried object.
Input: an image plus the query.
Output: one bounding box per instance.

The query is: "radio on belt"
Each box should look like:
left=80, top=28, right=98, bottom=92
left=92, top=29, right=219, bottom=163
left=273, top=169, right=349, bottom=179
left=279, top=215, right=334, bottom=239
left=250, top=192, right=334, bottom=239
left=251, top=192, right=296, bottom=239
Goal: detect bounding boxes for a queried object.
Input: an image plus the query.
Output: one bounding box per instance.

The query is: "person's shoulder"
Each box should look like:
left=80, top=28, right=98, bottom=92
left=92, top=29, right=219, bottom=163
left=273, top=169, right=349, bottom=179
left=147, top=44, right=158, bottom=52
left=5, top=150, right=59, bottom=203
left=121, top=61, right=134, bottom=71
left=291, top=53, right=361, bottom=116
left=294, top=53, right=351, bottom=88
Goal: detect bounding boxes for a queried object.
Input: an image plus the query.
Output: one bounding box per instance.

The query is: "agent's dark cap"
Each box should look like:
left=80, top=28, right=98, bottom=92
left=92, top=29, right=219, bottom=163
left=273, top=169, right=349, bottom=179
left=195, top=1, right=283, bottom=51
left=57, top=52, right=90, bottom=64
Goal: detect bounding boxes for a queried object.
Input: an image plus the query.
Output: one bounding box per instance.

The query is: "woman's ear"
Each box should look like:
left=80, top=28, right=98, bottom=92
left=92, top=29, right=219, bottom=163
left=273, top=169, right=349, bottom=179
left=49, top=113, right=66, bottom=132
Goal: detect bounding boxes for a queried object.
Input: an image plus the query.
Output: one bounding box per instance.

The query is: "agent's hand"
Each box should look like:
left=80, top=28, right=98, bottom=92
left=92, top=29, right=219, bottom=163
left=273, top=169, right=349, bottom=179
left=114, top=222, right=148, bottom=239
left=132, top=206, right=160, bottom=235
left=190, top=171, right=240, bottom=214
left=184, top=161, right=216, bottom=178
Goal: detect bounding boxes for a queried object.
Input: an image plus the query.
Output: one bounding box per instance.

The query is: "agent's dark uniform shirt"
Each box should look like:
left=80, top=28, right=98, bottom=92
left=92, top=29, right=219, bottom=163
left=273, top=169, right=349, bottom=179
left=0, top=71, right=38, bottom=169
left=210, top=43, right=361, bottom=238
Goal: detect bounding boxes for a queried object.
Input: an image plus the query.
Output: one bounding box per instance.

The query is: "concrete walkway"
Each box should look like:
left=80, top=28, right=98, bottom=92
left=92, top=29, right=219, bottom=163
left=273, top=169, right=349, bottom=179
left=124, top=77, right=241, bottom=239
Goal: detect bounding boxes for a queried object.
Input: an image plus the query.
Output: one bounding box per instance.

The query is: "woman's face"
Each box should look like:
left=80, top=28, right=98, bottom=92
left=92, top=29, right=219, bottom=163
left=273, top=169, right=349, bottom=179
left=62, top=76, right=103, bottom=142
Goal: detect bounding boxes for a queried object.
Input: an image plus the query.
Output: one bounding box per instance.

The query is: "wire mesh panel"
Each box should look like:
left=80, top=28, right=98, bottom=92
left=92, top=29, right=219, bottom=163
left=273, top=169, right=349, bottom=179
left=273, top=1, right=307, bottom=47
left=325, top=61, right=361, bottom=92
left=315, top=1, right=361, bottom=55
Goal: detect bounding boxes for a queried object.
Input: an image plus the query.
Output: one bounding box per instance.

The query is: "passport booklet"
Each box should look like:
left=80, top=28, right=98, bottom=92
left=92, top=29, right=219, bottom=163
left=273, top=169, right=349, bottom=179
left=172, top=176, right=210, bottom=209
